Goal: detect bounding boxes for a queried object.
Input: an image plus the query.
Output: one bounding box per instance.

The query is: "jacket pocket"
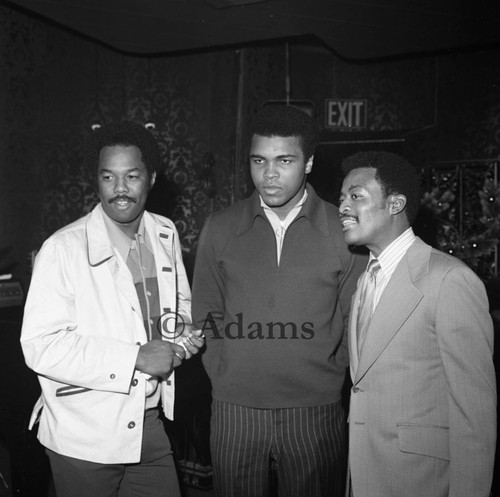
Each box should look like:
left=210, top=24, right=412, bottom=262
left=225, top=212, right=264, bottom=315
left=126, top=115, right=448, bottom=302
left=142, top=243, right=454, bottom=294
left=397, top=422, right=450, bottom=461
left=56, top=385, right=91, bottom=397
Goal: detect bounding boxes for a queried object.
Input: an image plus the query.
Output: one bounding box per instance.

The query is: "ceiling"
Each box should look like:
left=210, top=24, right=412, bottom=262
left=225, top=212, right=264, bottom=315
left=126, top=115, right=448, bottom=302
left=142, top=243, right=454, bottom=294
left=5, top=0, right=500, bottom=60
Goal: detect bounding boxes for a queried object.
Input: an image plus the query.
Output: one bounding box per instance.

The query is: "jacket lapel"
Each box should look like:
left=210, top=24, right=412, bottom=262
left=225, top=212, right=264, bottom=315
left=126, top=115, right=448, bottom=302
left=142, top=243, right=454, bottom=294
left=144, top=212, right=178, bottom=338
left=349, top=275, right=363, bottom=378
left=86, top=204, right=141, bottom=315
left=354, top=238, right=430, bottom=384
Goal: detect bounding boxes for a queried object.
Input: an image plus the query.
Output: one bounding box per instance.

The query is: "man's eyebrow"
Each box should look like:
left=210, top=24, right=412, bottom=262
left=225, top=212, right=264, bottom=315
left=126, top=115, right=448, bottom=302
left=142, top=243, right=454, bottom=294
left=276, top=153, right=298, bottom=159
left=98, top=167, right=141, bottom=173
left=346, top=184, right=361, bottom=192
left=249, top=153, right=298, bottom=159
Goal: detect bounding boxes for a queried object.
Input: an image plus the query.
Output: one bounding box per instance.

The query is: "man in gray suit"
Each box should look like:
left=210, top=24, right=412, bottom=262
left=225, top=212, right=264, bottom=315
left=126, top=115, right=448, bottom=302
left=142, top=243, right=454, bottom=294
left=339, top=151, right=496, bottom=497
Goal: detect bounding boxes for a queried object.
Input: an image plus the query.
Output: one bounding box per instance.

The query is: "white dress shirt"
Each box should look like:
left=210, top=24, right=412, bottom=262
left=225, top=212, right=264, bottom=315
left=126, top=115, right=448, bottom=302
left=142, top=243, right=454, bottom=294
left=368, top=227, right=416, bottom=310
left=260, top=189, right=308, bottom=265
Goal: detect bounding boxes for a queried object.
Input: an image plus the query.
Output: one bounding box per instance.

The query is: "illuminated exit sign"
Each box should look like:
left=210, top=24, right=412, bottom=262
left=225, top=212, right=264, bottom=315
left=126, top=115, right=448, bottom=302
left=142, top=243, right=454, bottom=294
left=325, top=99, right=367, bottom=129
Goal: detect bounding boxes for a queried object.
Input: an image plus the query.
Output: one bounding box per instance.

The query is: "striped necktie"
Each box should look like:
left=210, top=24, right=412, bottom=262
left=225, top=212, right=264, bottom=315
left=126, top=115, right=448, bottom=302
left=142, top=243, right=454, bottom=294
left=356, top=259, right=381, bottom=354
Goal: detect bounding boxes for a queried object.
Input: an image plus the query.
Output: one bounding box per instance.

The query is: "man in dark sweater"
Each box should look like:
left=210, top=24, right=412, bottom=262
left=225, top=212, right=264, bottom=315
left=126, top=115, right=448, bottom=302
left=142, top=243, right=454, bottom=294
left=192, top=105, right=364, bottom=497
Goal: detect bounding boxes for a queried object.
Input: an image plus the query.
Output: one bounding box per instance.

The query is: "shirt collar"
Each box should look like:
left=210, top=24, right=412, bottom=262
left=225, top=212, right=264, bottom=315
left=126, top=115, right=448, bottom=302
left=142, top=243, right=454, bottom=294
left=369, top=227, right=416, bottom=275
left=259, top=189, right=308, bottom=228
left=102, top=207, right=146, bottom=262
left=237, top=183, right=330, bottom=236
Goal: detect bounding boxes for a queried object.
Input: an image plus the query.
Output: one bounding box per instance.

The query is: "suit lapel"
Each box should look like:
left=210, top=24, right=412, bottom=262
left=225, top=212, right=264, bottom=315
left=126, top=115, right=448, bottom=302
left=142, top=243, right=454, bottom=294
left=354, top=238, right=430, bottom=384
left=349, top=277, right=363, bottom=379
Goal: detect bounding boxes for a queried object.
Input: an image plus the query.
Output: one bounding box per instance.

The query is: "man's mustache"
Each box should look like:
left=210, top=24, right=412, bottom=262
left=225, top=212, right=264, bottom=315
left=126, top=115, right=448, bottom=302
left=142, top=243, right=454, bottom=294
left=109, top=195, right=136, bottom=204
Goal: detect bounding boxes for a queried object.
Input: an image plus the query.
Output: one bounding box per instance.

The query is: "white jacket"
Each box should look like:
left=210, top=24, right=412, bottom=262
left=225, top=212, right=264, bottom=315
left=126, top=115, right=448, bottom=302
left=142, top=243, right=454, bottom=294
left=21, top=204, right=192, bottom=464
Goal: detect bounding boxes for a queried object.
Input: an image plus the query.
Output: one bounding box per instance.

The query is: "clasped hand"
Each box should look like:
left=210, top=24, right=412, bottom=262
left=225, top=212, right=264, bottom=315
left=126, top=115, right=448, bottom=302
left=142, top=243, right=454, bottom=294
left=135, top=328, right=205, bottom=377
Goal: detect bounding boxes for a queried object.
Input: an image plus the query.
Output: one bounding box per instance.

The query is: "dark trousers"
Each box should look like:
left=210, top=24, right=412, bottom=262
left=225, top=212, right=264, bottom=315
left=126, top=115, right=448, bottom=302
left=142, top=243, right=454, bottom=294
left=46, top=408, right=180, bottom=497
left=210, top=399, right=347, bottom=497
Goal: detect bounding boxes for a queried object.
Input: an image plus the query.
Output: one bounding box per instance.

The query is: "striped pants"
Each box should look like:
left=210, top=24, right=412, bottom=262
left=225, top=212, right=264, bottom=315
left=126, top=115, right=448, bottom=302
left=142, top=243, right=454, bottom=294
left=210, top=399, right=347, bottom=497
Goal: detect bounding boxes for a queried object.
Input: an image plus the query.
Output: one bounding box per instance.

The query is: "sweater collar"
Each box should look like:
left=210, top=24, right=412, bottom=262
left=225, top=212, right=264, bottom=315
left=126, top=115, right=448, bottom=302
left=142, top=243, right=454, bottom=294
left=236, top=183, right=329, bottom=236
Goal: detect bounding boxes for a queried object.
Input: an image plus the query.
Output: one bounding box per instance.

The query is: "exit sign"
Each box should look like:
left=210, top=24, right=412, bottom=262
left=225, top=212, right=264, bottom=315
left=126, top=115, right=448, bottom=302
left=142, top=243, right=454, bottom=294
left=325, top=99, right=367, bottom=129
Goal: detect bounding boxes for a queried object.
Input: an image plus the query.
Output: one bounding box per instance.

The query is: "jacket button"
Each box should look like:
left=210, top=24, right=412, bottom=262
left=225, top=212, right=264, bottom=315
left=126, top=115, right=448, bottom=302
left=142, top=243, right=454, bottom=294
left=128, top=421, right=136, bottom=429
left=131, top=379, right=138, bottom=387
left=352, top=386, right=362, bottom=393
left=110, top=374, right=116, bottom=379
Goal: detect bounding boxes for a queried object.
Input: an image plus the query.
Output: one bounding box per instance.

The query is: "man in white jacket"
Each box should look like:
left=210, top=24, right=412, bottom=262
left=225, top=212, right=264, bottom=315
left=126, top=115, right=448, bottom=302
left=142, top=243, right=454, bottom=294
left=21, top=121, right=204, bottom=497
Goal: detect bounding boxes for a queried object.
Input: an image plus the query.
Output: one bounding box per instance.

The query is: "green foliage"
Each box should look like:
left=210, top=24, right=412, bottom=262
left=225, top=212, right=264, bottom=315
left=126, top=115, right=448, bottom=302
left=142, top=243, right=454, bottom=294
left=421, top=179, right=500, bottom=280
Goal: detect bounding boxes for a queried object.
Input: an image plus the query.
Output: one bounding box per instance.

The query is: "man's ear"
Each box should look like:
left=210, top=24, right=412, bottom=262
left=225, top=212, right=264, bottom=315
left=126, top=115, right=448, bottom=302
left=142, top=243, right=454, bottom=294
left=149, top=171, right=157, bottom=190
left=388, top=194, right=407, bottom=215
left=305, top=155, right=314, bottom=174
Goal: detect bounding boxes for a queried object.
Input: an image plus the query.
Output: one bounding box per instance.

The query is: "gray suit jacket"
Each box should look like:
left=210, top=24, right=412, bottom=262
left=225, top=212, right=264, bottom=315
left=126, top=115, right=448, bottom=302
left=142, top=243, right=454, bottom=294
left=348, top=237, right=496, bottom=497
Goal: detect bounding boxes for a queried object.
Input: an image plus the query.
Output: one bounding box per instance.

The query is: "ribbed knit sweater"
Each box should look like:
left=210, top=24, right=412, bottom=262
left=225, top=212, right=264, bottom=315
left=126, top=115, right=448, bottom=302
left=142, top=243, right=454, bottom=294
left=192, top=185, right=365, bottom=408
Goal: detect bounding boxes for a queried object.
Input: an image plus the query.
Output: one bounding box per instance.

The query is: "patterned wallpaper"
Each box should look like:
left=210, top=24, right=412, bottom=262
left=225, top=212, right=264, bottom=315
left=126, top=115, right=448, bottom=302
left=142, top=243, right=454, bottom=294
left=1, top=6, right=240, bottom=284
left=1, top=4, right=500, bottom=287
left=39, top=52, right=240, bottom=256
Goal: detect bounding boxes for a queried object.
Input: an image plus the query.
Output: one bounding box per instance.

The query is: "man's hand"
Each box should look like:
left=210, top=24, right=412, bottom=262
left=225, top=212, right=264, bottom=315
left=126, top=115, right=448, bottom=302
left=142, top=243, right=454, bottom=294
left=135, top=339, right=186, bottom=377
left=177, top=327, right=206, bottom=360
